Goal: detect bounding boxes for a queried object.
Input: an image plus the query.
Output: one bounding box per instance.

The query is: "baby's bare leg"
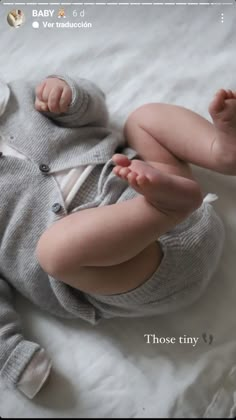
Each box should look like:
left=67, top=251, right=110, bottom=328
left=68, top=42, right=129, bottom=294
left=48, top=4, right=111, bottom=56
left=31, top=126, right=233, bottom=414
left=39, top=91, right=236, bottom=295
left=37, top=196, right=167, bottom=295
left=36, top=162, right=201, bottom=294
left=124, top=92, right=236, bottom=175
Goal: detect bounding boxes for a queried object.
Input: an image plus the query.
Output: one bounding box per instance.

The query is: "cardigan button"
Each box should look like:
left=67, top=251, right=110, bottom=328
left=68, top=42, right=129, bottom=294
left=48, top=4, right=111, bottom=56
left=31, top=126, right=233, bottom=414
left=39, top=164, right=50, bottom=173
left=52, top=203, right=62, bottom=214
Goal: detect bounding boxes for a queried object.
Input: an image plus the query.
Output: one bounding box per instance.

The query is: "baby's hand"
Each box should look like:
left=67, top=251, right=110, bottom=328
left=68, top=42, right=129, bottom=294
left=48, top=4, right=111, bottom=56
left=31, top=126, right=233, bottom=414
left=35, top=77, right=72, bottom=114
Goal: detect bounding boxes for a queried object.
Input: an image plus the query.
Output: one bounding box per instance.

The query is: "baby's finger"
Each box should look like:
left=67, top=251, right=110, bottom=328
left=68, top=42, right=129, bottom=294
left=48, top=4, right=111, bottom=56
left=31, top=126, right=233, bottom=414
left=35, top=98, right=49, bottom=112
left=35, top=80, right=47, bottom=102
left=47, top=86, right=64, bottom=113
left=41, top=81, right=57, bottom=104
left=59, top=87, right=72, bottom=113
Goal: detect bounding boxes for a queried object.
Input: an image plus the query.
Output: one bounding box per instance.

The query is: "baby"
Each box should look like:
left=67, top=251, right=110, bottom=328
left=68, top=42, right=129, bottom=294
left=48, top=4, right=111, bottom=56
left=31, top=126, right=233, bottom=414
left=0, top=74, right=230, bottom=398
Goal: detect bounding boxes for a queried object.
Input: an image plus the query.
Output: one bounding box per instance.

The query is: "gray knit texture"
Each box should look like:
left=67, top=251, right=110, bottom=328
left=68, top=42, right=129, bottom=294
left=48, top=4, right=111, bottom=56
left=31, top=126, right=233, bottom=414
left=0, top=75, right=136, bottom=391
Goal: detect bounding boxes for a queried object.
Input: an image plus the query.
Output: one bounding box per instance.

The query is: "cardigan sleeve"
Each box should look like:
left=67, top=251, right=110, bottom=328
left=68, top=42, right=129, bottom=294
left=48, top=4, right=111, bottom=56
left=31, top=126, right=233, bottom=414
left=0, top=277, right=52, bottom=398
left=41, top=75, right=109, bottom=129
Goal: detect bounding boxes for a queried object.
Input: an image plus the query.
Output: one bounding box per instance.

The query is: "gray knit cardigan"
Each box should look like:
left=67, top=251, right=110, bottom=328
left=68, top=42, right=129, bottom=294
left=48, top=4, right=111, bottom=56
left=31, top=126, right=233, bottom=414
left=0, top=75, right=137, bottom=395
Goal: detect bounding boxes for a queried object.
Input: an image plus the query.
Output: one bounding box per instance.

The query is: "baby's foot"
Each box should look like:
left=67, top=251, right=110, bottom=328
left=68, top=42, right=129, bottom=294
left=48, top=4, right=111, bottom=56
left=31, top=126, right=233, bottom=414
left=112, top=154, right=202, bottom=218
left=208, top=89, right=236, bottom=171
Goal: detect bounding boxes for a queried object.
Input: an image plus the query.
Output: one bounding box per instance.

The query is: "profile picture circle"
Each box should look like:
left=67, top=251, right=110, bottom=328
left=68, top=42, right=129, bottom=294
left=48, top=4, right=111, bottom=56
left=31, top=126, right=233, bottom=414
left=7, top=10, right=25, bottom=28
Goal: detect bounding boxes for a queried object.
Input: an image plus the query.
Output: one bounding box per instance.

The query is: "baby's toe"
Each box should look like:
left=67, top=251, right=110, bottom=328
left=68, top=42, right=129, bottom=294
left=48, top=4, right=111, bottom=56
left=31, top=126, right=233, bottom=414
left=232, top=90, right=236, bottom=100
left=112, top=154, right=131, bottom=167
left=227, top=89, right=234, bottom=99
left=119, top=167, right=131, bottom=179
left=127, top=171, right=138, bottom=187
left=136, top=174, right=148, bottom=186
left=113, top=165, right=131, bottom=180
left=209, top=89, right=227, bottom=116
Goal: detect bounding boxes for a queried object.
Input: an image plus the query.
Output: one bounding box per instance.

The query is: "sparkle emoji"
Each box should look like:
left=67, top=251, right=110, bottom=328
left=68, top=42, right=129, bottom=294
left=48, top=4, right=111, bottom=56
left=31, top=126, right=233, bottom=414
left=58, top=8, right=66, bottom=18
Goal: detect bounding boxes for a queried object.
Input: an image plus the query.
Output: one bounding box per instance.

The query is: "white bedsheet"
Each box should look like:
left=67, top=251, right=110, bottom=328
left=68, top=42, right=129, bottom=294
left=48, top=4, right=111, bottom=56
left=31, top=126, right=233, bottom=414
left=1, top=1, right=236, bottom=417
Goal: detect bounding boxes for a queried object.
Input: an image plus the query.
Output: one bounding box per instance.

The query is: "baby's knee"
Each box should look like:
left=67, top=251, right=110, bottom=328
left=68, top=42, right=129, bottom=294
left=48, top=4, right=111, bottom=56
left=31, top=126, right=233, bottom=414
left=124, top=103, right=161, bottom=132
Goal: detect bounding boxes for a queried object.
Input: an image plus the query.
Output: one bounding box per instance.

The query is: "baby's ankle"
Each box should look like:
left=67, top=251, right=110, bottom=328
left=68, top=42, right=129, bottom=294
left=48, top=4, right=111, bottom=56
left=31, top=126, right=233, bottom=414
left=212, top=139, right=236, bottom=175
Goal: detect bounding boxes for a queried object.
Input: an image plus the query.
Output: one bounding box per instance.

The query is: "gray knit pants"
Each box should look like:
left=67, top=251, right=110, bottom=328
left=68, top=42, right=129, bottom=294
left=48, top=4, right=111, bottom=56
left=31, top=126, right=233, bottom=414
left=86, top=202, right=225, bottom=319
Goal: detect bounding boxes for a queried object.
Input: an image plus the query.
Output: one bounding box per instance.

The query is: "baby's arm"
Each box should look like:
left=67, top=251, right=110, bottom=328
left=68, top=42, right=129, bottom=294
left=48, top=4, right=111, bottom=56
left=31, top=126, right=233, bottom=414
left=0, top=277, right=51, bottom=399
left=35, top=76, right=109, bottom=128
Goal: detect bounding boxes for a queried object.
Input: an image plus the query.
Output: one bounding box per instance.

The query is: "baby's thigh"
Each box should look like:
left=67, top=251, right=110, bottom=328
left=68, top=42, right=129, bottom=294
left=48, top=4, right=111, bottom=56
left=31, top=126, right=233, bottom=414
left=76, top=241, right=163, bottom=296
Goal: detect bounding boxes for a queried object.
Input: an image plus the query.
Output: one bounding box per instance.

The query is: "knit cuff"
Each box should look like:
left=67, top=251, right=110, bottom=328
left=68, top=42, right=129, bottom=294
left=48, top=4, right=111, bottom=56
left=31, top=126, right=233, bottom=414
left=17, top=348, right=52, bottom=399
left=47, top=74, right=89, bottom=120
left=1, top=340, right=41, bottom=389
